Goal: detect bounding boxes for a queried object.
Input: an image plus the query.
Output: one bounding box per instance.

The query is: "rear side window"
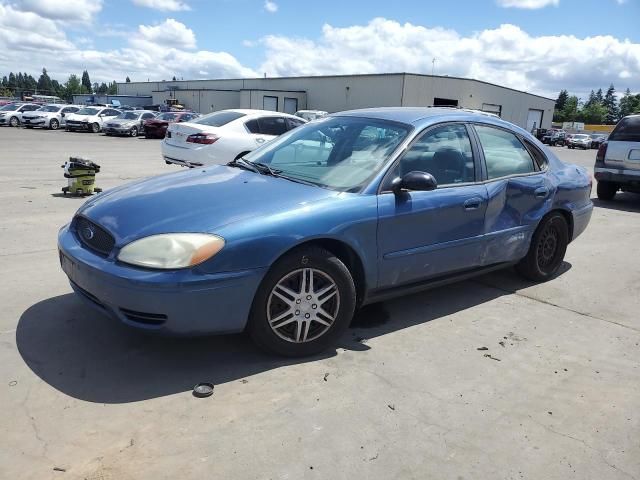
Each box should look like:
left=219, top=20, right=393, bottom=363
left=287, top=118, right=305, bottom=130
left=474, top=125, right=536, bottom=179
left=523, top=140, right=548, bottom=170
left=258, top=117, right=288, bottom=136
left=245, top=119, right=260, bottom=134
left=609, top=116, right=640, bottom=142
left=195, top=111, right=246, bottom=127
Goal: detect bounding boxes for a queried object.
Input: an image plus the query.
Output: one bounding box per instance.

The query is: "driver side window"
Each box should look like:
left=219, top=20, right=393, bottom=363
left=392, top=123, right=475, bottom=187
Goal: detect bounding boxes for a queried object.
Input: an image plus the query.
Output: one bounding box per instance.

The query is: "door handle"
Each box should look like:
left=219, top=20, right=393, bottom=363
left=535, top=187, right=549, bottom=198
left=463, top=197, right=482, bottom=210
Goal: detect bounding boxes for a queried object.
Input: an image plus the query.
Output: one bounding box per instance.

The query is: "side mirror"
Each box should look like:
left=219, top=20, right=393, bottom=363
left=99, top=113, right=104, bottom=117
left=61, top=113, right=65, bottom=117
left=391, top=171, right=438, bottom=194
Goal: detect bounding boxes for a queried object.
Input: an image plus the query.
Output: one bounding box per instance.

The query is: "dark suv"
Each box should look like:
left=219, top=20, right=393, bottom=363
left=542, top=129, right=565, bottom=146
left=594, top=115, right=640, bottom=200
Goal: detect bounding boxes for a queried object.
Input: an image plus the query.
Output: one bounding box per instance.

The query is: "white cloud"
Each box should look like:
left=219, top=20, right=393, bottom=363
left=138, top=18, right=196, bottom=49
left=259, top=18, right=640, bottom=98
left=496, top=0, right=559, bottom=8
left=132, top=0, right=191, bottom=12
left=10, top=0, right=102, bottom=24
left=264, top=0, right=278, bottom=13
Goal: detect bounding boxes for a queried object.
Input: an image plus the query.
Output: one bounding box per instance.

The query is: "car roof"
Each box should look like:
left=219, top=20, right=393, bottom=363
left=221, top=109, right=299, bottom=119
left=330, top=107, right=528, bottom=133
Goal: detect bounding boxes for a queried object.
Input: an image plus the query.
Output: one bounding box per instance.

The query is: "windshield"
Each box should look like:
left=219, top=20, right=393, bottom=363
left=243, top=116, right=411, bottom=192
left=0, top=103, right=20, bottom=111
left=194, top=110, right=245, bottom=127
left=157, top=113, right=177, bottom=121
left=38, top=105, right=62, bottom=112
left=76, top=107, right=100, bottom=115
left=116, top=112, right=140, bottom=120
left=573, top=134, right=589, bottom=139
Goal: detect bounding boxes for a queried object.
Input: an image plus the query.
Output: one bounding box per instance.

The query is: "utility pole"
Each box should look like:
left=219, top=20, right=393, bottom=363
left=432, top=58, right=436, bottom=76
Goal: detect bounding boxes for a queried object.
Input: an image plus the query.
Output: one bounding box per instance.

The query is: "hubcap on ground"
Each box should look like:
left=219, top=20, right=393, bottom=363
left=537, top=224, right=559, bottom=269
left=267, top=268, right=340, bottom=343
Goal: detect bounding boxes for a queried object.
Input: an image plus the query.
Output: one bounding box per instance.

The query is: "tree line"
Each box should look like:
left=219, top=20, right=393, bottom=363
left=0, top=68, right=133, bottom=102
left=554, top=84, right=640, bottom=125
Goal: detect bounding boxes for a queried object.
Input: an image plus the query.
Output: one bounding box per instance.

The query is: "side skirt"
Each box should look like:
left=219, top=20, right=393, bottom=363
left=363, top=262, right=515, bottom=305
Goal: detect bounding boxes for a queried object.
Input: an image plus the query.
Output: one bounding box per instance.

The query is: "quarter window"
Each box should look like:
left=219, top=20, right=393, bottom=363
left=474, top=125, right=536, bottom=179
left=392, top=123, right=475, bottom=186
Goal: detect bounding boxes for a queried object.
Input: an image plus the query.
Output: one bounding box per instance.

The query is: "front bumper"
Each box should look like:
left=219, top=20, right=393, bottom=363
left=104, top=126, right=133, bottom=134
left=58, top=224, right=266, bottom=335
left=22, top=118, right=46, bottom=126
left=66, top=121, right=91, bottom=131
left=144, top=127, right=167, bottom=138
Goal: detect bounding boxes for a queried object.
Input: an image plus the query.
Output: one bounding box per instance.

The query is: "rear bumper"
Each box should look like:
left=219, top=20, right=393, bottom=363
left=161, top=140, right=227, bottom=167
left=58, top=224, right=266, bottom=336
left=594, top=166, right=640, bottom=185
left=571, top=201, right=593, bottom=242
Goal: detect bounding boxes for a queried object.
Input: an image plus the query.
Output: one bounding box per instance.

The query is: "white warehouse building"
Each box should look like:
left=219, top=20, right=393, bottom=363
left=117, top=73, right=555, bottom=131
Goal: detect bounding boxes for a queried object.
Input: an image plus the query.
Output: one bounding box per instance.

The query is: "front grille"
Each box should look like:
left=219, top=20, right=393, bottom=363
left=74, top=216, right=115, bottom=256
left=120, top=308, right=167, bottom=326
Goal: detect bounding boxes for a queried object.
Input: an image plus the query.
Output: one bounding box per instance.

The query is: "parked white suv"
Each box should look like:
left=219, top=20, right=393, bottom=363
left=161, top=109, right=306, bottom=167
left=65, top=106, right=121, bottom=133
left=0, top=103, right=42, bottom=127
left=22, top=104, right=81, bottom=130
left=594, top=114, right=640, bottom=200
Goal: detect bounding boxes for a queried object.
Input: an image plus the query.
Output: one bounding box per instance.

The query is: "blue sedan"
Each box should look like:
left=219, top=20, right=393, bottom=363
left=58, top=108, right=593, bottom=356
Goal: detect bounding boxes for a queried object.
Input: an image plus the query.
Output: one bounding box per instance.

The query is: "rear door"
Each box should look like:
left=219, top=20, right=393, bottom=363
left=472, top=123, right=551, bottom=265
left=605, top=116, right=640, bottom=171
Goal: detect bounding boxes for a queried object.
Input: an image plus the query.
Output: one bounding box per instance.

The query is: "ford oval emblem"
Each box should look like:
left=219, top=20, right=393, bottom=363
left=83, top=226, right=95, bottom=240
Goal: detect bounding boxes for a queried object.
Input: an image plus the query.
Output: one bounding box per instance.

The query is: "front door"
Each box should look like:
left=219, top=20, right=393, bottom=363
left=377, top=123, right=488, bottom=288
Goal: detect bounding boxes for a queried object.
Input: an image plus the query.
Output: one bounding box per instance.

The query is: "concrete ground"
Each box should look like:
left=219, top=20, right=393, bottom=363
left=1, top=126, right=638, bottom=480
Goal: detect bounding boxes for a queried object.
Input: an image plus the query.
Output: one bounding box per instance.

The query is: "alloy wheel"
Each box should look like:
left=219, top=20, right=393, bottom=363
left=267, top=268, right=340, bottom=343
left=536, top=224, right=559, bottom=270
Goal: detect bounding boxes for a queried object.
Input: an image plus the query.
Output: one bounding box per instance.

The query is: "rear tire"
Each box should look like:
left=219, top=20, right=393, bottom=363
left=597, top=181, right=617, bottom=200
left=516, top=213, right=568, bottom=282
left=247, top=246, right=356, bottom=357
left=50, top=119, right=59, bottom=130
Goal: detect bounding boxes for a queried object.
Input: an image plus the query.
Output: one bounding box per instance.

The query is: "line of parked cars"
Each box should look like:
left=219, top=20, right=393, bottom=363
left=541, top=128, right=607, bottom=149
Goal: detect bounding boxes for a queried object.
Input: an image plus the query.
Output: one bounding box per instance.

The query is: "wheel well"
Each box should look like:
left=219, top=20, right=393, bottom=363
left=286, top=239, right=367, bottom=307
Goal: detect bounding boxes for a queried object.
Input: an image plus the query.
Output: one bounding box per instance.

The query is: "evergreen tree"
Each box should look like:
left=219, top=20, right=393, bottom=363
left=81, top=70, right=92, bottom=93
left=108, top=80, right=118, bottom=95
left=37, top=68, right=53, bottom=94
left=125, top=76, right=131, bottom=83
left=584, top=90, right=596, bottom=108
left=560, top=96, right=579, bottom=122
left=555, top=90, right=569, bottom=110
left=97, top=82, right=108, bottom=94
left=8, top=72, right=16, bottom=89
left=595, top=88, right=604, bottom=103
left=619, top=88, right=640, bottom=118
left=603, top=84, right=619, bottom=124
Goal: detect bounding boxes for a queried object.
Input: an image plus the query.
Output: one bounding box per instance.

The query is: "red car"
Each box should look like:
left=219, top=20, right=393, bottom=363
left=143, top=111, right=199, bottom=139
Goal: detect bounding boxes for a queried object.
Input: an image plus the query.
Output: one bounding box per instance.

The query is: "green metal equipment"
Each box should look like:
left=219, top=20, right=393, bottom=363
left=61, top=157, right=102, bottom=196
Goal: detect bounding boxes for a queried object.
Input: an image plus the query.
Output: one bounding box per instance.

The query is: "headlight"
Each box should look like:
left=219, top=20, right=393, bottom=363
left=117, top=233, right=225, bottom=269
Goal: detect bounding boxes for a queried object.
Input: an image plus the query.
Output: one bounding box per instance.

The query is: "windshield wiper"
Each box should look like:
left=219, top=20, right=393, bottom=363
left=227, top=157, right=260, bottom=173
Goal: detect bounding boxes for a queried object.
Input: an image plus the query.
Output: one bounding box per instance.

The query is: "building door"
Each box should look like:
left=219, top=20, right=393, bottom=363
left=263, top=96, right=278, bottom=112
left=284, top=97, right=298, bottom=115
left=526, top=109, right=544, bottom=132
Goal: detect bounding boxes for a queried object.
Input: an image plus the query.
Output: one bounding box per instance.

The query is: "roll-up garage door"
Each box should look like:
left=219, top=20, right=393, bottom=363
left=526, top=109, right=543, bottom=132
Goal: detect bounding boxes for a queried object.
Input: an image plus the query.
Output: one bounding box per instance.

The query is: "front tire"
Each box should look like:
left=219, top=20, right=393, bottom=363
left=90, top=122, right=100, bottom=133
left=9, top=116, right=19, bottom=127
left=130, top=126, right=138, bottom=137
left=247, top=246, right=356, bottom=357
left=50, top=119, right=59, bottom=130
left=516, top=213, right=569, bottom=282
left=597, top=181, right=617, bottom=200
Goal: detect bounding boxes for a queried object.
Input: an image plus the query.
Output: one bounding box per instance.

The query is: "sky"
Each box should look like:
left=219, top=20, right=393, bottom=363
left=0, top=0, right=638, bottom=100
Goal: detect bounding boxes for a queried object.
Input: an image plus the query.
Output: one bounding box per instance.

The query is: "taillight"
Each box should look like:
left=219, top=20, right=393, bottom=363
left=596, top=142, right=607, bottom=162
left=186, top=133, right=219, bottom=145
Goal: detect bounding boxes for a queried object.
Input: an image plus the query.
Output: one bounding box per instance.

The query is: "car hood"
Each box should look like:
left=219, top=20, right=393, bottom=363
left=77, top=165, right=337, bottom=245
